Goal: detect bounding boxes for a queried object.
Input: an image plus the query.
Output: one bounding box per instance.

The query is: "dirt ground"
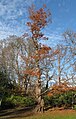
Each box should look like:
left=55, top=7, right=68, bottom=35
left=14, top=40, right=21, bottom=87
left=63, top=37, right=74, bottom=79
left=0, top=107, right=76, bottom=119
left=0, top=107, right=34, bottom=119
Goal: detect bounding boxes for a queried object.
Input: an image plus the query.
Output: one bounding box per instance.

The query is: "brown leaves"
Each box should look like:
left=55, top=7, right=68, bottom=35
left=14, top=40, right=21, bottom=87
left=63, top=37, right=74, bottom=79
left=22, top=5, right=52, bottom=79
left=41, top=45, right=51, bottom=51
left=47, top=83, right=76, bottom=96
left=30, top=45, right=51, bottom=61
left=27, top=22, right=31, bottom=27
left=24, top=68, right=41, bottom=77
left=27, top=4, right=51, bottom=39
left=38, top=45, right=51, bottom=55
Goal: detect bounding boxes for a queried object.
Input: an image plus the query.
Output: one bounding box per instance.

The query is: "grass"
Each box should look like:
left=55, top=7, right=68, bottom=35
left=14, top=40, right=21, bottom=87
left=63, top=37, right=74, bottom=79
left=0, top=108, right=76, bottom=119
left=21, top=110, right=76, bottom=119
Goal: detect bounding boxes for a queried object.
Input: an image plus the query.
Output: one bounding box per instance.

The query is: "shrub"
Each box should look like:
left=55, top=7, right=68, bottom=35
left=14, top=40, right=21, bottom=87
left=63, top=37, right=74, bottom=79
left=1, top=95, right=36, bottom=109
left=73, top=105, right=76, bottom=110
left=44, top=96, right=51, bottom=107
left=44, top=91, right=76, bottom=109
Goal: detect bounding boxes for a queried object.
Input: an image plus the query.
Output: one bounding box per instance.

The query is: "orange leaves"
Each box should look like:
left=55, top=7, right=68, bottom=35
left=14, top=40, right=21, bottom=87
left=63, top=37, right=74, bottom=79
left=47, top=92, right=53, bottom=97
left=30, top=45, right=51, bottom=61
left=24, top=68, right=41, bottom=77
left=47, top=83, right=76, bottom=97
left=29, top=7, right=47, bottom=23
left=27, top=4, right=51, bottom=39
left=33, top=33, right=44, bottom=39
left=31, top=23, right=40, bottom=32
left=41, top=45, right=51, bottom=51
left=38, top=45, right=51, bottom=55
left=31, top=55, right=40, bottom=60
left=22, top=5, right=52, bottom=79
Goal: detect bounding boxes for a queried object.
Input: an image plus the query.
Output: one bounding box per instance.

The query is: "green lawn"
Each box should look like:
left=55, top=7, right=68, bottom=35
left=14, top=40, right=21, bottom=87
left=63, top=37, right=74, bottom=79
left=21, top=110, right=76, bottom=119
left=25, top=115, right=76, bottom=119
left=24, top=114, right=76, bottom=119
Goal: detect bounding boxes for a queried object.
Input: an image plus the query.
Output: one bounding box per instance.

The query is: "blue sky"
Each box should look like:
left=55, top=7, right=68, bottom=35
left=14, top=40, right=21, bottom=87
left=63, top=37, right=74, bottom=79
left=0, top=0, right=76, bottom=46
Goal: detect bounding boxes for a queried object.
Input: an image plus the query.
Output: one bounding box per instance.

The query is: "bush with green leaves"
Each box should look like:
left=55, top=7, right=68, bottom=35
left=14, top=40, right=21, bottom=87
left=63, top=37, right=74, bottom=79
left=44, top=91, right=76, bottom=109
left=1, top=95, right=36, bottom=109
left=73, top=105, right=76, bottom=110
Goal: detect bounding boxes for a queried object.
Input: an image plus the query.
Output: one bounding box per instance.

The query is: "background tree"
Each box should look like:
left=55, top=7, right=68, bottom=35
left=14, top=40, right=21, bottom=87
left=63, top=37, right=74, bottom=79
left=63, top=30, right=76, bottom=86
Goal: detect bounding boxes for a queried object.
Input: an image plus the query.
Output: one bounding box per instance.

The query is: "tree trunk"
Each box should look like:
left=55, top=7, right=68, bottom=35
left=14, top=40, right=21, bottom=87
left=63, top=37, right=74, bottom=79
left=34, top=40, right=42, bottom=112
left=35, top=79, right=41, bottom=112
left=58, top=53, right=61, bottom=85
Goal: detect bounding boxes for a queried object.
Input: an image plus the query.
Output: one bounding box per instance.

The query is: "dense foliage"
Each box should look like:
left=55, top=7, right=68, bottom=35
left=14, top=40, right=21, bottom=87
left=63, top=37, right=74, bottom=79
left=44, top=91, right=76, bottom=109
left=1, top=95, right=36, bottom=109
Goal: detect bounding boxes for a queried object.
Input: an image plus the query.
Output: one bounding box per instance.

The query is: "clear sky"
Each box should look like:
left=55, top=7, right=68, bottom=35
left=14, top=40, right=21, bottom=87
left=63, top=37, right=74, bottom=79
left=0, top=0, right=76, bottom=46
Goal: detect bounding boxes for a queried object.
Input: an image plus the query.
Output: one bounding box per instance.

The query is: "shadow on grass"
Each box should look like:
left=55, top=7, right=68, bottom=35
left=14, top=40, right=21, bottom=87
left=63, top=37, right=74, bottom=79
left=0, top=106, right=35, bottom=119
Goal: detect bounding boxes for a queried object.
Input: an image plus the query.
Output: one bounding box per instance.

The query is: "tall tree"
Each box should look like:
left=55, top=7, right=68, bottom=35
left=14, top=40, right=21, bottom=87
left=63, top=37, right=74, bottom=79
left=21, top=4, right=59, bottom=112
left=22, top=4, right=52, bottom=112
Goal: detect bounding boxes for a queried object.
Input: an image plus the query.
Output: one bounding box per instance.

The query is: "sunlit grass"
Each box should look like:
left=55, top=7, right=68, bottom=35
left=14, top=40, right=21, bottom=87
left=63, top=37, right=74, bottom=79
left=0, top=109, right=76, bottom=119
left=21, top=111, right=76, bottom=119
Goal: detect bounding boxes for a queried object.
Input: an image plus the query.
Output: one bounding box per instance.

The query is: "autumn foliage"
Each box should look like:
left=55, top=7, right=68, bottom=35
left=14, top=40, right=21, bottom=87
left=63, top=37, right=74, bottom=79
left=47, top=83, right=76, bottom=96
left=21, top=5, right=52, bottom=79
left=27, top=4, right=51, bottom=39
